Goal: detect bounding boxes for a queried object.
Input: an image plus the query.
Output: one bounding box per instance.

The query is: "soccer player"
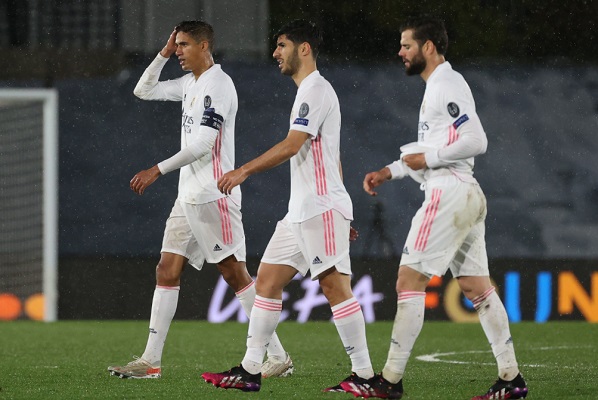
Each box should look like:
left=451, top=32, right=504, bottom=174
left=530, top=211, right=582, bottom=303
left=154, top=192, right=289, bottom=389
left=345, top=15, right=529, bottom=400
left=201, top=19, right=375, bottom=393
left=107, top=20, right=293, bottom=380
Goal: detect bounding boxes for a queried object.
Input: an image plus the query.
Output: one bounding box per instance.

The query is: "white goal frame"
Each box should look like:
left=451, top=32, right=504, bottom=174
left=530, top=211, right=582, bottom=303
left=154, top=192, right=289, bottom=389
left=0, top=88, right=59, bottom=321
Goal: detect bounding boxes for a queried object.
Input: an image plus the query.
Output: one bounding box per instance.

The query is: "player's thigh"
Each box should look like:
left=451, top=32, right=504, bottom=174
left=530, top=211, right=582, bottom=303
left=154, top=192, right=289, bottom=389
left=449, top=220, right=489, bottom=278
left=294, top=209, right=352, bottom=279
left=401, top=180, right=484, bottom=277
left=261, top=219, right=306, bottom=274
left=181, top=198, right=246, bottom=266
left=161, top=200, right=204, bottom=270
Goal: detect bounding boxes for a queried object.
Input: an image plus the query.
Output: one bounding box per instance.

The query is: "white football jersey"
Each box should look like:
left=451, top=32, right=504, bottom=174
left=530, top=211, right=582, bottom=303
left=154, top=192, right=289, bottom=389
left=419, top=61, right=486, bottom=183
left=286, top=70, right=353, bottom=223
left=135, top=56, right=240, bottom=205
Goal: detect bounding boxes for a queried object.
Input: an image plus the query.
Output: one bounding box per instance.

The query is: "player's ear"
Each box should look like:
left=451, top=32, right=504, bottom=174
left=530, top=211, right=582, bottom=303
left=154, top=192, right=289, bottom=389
left=301, top=42, right=311, bottom=57
left=423, top=40, right=435, bottom=55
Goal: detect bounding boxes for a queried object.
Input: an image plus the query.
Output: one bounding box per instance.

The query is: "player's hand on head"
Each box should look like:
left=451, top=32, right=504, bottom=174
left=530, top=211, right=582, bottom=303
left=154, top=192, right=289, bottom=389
left=160, top=29, right=178, bottom=58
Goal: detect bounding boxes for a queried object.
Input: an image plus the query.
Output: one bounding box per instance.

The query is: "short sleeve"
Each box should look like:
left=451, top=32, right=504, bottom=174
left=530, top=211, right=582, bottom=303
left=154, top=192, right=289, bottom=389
left=290, top=83, right=327, bottom=137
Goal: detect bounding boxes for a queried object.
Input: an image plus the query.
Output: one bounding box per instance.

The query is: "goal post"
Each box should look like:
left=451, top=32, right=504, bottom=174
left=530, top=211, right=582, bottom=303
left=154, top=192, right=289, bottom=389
left=0, top=88, right=58, bottom=322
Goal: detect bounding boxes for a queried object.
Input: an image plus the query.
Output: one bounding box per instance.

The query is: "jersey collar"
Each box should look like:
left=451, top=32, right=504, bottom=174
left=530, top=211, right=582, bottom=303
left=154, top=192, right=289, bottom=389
left=196, top=64, right=221, bottom=83
left=299, top=70, right=321, bottom=88
left=427, top=61, right=451, bottom=84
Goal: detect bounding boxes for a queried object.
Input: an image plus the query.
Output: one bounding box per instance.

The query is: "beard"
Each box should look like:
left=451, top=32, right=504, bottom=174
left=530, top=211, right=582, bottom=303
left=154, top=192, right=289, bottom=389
left=281, top=47, right=301, bottom=76
left=405, top=52, right=426, bottom=76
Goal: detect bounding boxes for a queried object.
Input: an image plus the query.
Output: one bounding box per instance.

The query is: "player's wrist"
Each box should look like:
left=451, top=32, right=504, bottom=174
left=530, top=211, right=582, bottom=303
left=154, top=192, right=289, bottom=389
left=151, top=165, right=162, bottom=176
left=386, top=162, right=406, bottom=180
left=381, top=167, right=392, bottom=180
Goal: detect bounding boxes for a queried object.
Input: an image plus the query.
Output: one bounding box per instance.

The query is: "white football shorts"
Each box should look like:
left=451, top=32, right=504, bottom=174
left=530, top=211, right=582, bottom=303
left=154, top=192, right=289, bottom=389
left=161, top=198, right=246, bottom=270
left=400, top=175, right=489, bottom=278
left=261, top=209, right=352, bottom=280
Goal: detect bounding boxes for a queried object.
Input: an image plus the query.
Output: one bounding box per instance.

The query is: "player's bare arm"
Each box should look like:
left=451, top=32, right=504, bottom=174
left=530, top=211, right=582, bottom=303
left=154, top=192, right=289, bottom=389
left=160, top=29, right=178, bottom=58
left=130, top=165, right=161, bottom=195
left=363, top=166, right=392, bottom=196
left=218, top=130, right=309, bottom=195
left=402, top=153, right=427, bottom=170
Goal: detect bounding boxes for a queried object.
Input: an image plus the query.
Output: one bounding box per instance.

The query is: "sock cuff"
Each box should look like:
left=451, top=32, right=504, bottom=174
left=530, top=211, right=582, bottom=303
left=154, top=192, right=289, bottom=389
left=156, top=285, right=180, bottom=291
left=397, top=291, right=426, bottom=302
left=254, top=295, right=282, bottom=311
left=473, top=286, right=496, bottom=310
left=235, top=280, right=255, bottom=296
left=331, top=297, right=361, bottom=320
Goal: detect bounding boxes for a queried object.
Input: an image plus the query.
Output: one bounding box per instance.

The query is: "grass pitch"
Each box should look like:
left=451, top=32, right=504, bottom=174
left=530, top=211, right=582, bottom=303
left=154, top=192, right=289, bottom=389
left=0, top=321, right=596, bottom=399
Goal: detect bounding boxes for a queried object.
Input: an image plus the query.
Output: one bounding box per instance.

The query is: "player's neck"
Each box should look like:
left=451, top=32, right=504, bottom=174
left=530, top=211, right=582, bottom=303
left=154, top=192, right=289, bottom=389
left=421, top=55, right=445, bottom=82
left=193, top=55, right=215, bottom=80
left=291, top=62, right=317, bottom=87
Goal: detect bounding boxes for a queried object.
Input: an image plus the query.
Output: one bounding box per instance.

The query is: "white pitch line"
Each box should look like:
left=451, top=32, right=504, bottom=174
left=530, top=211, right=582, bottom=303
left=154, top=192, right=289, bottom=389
left=415, top=346, right=588, bottom=368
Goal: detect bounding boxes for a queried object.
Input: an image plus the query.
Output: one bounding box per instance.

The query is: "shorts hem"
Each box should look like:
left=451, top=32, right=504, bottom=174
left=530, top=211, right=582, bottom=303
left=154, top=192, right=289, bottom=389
left=260, top=257, right=301, bottom=272
left=161, top=248, right=205, bottom=270
left=205, top=242, right=247, bottom=265
left=311, top=252, right=351, bottom=280
left=161, top=248, right=190, bottom=259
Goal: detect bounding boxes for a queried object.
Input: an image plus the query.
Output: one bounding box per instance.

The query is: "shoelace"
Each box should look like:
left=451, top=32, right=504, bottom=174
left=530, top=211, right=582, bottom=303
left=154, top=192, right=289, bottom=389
left=127, top=356, right=150, bottom=367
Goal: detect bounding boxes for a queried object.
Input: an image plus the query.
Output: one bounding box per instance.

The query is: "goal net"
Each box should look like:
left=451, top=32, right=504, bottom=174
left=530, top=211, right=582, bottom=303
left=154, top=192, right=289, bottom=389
left=0, top=89, right=58, bottom=321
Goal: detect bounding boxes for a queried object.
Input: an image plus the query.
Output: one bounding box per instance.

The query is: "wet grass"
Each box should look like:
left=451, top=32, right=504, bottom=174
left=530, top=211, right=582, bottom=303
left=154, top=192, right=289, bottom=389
left=0, top=321, right=596, bottom=399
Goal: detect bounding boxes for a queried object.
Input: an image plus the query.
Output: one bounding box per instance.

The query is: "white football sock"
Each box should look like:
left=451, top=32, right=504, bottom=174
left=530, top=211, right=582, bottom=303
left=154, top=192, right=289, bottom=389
left=474, top=286, right=520, bottom=381
left=382, top=291, right=426, bottom=384
left=141, top=285, right=179, bottom=366
left=242, top=295, right=282, bottom=375
left=236, top=281, right=286, bottom=360
left=331, top=297, right=374, bottom=379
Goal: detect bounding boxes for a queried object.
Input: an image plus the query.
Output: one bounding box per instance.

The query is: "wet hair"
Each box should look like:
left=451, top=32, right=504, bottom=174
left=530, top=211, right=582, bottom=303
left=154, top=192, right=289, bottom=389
left=400, top=15, right=448, bottom=56
left=274, top=19, right=322, bottom=58
left=175, top=20, right=214, bottom=52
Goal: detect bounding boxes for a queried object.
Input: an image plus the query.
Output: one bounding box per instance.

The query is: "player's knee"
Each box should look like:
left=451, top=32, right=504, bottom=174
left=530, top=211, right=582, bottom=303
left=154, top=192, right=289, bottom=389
left=255, top=279, right=284, bottom=298
left=155, top=260, right=181, bottom=286
left=456, top=276, right=491, bottom=300
left=218, top=265, right=251, bottom=291
left=319, top=277, right=352, bottom=305
left=396, top=265, right=430, bottom=293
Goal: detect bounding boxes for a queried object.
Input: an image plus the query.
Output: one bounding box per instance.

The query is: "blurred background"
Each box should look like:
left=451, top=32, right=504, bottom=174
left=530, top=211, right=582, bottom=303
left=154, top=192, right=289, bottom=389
left=1, top=0, right=597, bottom=322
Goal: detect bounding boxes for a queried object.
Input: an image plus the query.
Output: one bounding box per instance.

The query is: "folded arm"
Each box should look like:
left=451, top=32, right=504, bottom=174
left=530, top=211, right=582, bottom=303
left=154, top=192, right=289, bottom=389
left=425, top=116, right=488, bottom=168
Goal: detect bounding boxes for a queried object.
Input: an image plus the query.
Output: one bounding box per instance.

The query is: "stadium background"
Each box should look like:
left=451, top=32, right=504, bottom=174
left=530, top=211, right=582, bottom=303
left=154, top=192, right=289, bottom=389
left=1, top=0, right=597, bottom=322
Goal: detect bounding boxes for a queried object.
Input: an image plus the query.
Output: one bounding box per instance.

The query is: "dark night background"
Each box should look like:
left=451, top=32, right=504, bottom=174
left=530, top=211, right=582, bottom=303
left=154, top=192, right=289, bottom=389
left=1, top=0, right=597, bottom=320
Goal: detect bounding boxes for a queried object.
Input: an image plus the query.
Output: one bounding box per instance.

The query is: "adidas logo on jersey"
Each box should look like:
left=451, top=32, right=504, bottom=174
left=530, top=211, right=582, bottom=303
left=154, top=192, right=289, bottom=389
left=312, top=256, right=322, bottom=265
left=213, top=244, right=222, bottom=251
left=403, top=246, right=409, bottom=255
